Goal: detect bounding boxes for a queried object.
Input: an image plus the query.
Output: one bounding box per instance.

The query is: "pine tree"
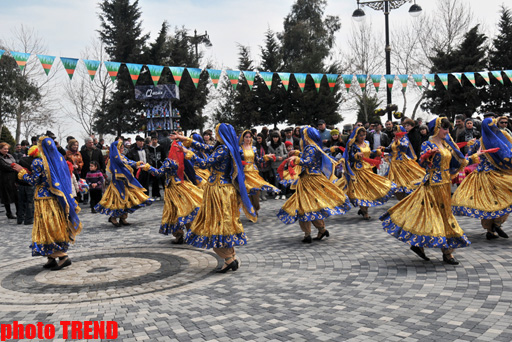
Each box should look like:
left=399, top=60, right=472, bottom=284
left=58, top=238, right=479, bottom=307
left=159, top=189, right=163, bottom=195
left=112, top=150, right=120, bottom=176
left=422, top=25, right=488, bottom=119
left=95, top=0, right=149, bottom=136
left=483, top=6, right=512, bottom=114
left=260, top=29, right=282, bottom=72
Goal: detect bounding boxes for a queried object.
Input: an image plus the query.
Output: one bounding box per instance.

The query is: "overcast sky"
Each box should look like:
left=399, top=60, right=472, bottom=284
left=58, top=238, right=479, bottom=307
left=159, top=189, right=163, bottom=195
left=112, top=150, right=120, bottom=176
left=0, top=0, right=508, bottom=140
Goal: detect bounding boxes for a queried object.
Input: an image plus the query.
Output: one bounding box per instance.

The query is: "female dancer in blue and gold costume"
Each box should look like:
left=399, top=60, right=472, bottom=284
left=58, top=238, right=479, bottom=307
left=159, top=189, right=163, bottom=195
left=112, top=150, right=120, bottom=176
left=452, top=117, right=512, bottom=240
left=95, top=141, right=154, bottom=227
left=175, top=124, right=257, bottom=273
left=148, top=141, right=203, bottom=244
left=344, top=127, right=396, bottom=220
left=383, top=125, right=425, bottom=200
left=190, top=133, right=210, bottom=189
left=381, top=117, right=470, bottom=265
left=13, top=137, right=82, bottom=271
left=239, top=130, right=279, bottom=215
left=278, top=126, right=351, bottom=243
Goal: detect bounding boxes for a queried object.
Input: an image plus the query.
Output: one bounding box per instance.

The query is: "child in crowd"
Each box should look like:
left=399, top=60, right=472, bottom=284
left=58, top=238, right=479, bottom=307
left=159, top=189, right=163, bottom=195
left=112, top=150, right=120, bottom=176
left=86, top=161, right=104, bottom=213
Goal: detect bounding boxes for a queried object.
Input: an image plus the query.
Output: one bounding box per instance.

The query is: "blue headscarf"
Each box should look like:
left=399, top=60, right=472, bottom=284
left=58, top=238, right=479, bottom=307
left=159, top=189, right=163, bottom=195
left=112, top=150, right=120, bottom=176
left=215, top=123, right=257, bottom=222
left=427, top=117, right=466, bottom=175
left=342, top=126, right=364, bottom=182
left=481, top=117, right=512, bottom=170
left=39, top=137, right=81, bottom=231
left=109, top=141, right=144, bottom=199
left=300, top=126, right=336, bottom=180
left=396, top=125, right=416, bottom=160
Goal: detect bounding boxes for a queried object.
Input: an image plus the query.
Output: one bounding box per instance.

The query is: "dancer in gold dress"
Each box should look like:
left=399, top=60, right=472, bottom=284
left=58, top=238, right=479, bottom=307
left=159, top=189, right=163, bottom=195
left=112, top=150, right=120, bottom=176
left=344, top=127, right=396, bottom=220
left=95, top=141, right=154, bottom=227
left=452, top=117, right=512, bottom=240
left=383, top=126, right=425, bottom=200
left=381, top=117, right=470, bottom=265
left=278, top=126, right=351, bottom=243
left=13, top=137, right=82, bottom=271
left=148, top=141, right=203, bottom=244
left=175, top=124, right=257, bottom=273
left=239, top=130, right=279, bottom=215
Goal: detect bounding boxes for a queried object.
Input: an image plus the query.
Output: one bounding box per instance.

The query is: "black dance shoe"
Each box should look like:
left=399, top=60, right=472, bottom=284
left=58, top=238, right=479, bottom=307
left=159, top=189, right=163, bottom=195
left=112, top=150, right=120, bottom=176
left=443, top=254, right=459, bottom=265
left=493, top=225, right=509, bottom=238
left=313, top=229, right=330, bottom=241
left=171, top=236, right=184, bottom=244
left=357, top=209, right=363, bottom=216
left=410, top=246, right=430, bottom=261
left=43, top=257, right=57, bottom=269
left=486, top=232, right=499, bottom=240
left=217, top=260, right=238, bottom=273
left=51, top=257, right=72, bottom=271
left=108, top=217, right=122, bottom=227
left=302, top=235, right=312, bottom=243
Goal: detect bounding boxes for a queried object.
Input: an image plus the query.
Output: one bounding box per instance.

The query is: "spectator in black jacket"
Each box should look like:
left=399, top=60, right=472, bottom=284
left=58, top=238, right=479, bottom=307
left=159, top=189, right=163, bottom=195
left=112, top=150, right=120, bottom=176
left=147, top=135, right=163, bottom=200
left=456, top=118, right=481, bottom=155
left=16, top=150, right=36, bottom=225
left=126, top=135, right=150, bottom=192
left=403, top=118, right=422, bottom=161
left=283, top=127, right=300, bottom=150
left=368, top=122, right=391, bottom=150
left=159, top=131, right=172, bottom=159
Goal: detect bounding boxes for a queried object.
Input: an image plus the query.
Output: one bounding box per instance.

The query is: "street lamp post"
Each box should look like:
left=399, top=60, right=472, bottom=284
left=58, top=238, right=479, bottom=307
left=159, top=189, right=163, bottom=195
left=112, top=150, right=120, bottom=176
left=352, top=0, right=422, bottom=121
left=185, top=29, right=212, bottom=65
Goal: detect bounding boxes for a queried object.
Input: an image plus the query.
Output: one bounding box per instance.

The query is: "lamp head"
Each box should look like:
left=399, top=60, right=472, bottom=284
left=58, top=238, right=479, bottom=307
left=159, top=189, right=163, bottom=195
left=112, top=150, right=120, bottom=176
left=352, top=8, right=366, bottom=22
left=409, top=3, right=422, bottom=17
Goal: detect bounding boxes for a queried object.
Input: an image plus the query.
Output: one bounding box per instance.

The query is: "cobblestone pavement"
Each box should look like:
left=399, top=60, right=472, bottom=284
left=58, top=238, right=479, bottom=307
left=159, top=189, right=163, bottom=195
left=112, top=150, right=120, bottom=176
left=1, top=195, right=512, bottom=342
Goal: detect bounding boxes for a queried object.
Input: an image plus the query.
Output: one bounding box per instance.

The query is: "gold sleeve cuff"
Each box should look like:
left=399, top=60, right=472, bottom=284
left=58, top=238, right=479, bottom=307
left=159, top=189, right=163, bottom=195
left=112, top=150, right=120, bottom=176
left=183, top=138, right=193, bottom=148
left=355, top=153, right=362, bottom=161
left=294, top=156, right=301, bottom=165
left=263, top=155, right=272, bottom=161
left=293, top=150, right=301, bottom=156
left=185, top=150, right=195, bottom=160
left=136, top=161, right=144, bottom=167
left=18, top=168, right=28, bottom=180
left=375, top=149, right=383, bottom=157
left=470, top=154, right=479, bottom=164
left=330, top=146, right=337, bottom=153
left=142, top=163, right=151, bottom=171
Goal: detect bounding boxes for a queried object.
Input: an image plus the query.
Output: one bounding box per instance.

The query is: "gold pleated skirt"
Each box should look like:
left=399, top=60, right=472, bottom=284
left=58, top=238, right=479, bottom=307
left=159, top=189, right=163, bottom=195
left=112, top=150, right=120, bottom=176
left=387, top=159, right=425, bottom=194
left=277, top=173, right=351, bottom=223
left=95, top=182, right=154, bottom=217
left=245, top=169, right=279, bottom=195
left=195, top=167, right=210, bottom=187
left=381, top=182, right=470, bottom=248
left=31, top=197, right=82, bottom=256
left=185, top=183, right=247, bottom=248
left=159, top=181, right=203, bottom=234
left=347, top=168, right=396, bottom=206
left=452, top=169, right=512, bottom=218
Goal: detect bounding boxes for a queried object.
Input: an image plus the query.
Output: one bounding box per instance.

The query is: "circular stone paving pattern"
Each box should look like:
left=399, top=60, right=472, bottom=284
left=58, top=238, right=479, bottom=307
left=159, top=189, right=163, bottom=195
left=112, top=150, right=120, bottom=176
left=0, top=247, right=220, bottom=309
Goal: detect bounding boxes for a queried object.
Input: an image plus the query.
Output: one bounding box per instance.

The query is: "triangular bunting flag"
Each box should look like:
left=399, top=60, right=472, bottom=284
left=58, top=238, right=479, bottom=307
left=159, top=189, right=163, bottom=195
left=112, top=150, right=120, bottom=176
left=504, top=70, right=512, bottom=82
left=451, top=72, right=463, bottom=86
left=187, top=68, right=202, bottom=88
left=277, top=72, right=291, bottom=91
left=10, top=51, right=31, bottom=71
left=294, top=73, right=307, bottom=92
left=371, top=74, right=382, bottom=92
left=437, top=73, right=449, bottom=89
left=82, top=59, right=101, bottom=81
left=169, top=67, right=185, bottom=87
left=490, top=71, right=503, bottom=84
left=425, top=74, right=436, bottom=89
left=147, top=64, right=164, bottom=85
left=310, top=73, right=323, bottom=92
left=259, top=72, right=274, bottom=90
left=463, top=72, right=476, bottom=87
left=104, top=61, right=122, bottom=83
left=243, top=71, right=256, bottom=90
left=398, top=74, right=409, bottom=93
left=356, top=74, right=367, bottom=92
left=226, top=70, right=240, bottom=90
left=0, top=50, right=5, bottom=60
left=477, top=71, right=490, bottom=84
left=341, top=74, right=353, bottom=93
left=384, top=74, right=395, bottom=91
left=325, top=74, right=338, bottom=92
left=125, top=63, right=143, bottom=85
left=36, top=55, right=56, bottom=76
left=206, top=69, right=222, bottom=88
left=60, top=57, right=79, bottom=80
left=412, top=74, right=423, bottom=89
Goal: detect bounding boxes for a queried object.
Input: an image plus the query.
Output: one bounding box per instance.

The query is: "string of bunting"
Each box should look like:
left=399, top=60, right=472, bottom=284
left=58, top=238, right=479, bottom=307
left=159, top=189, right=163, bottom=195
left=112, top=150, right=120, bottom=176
left=1, top=49, right=512, bottom=93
